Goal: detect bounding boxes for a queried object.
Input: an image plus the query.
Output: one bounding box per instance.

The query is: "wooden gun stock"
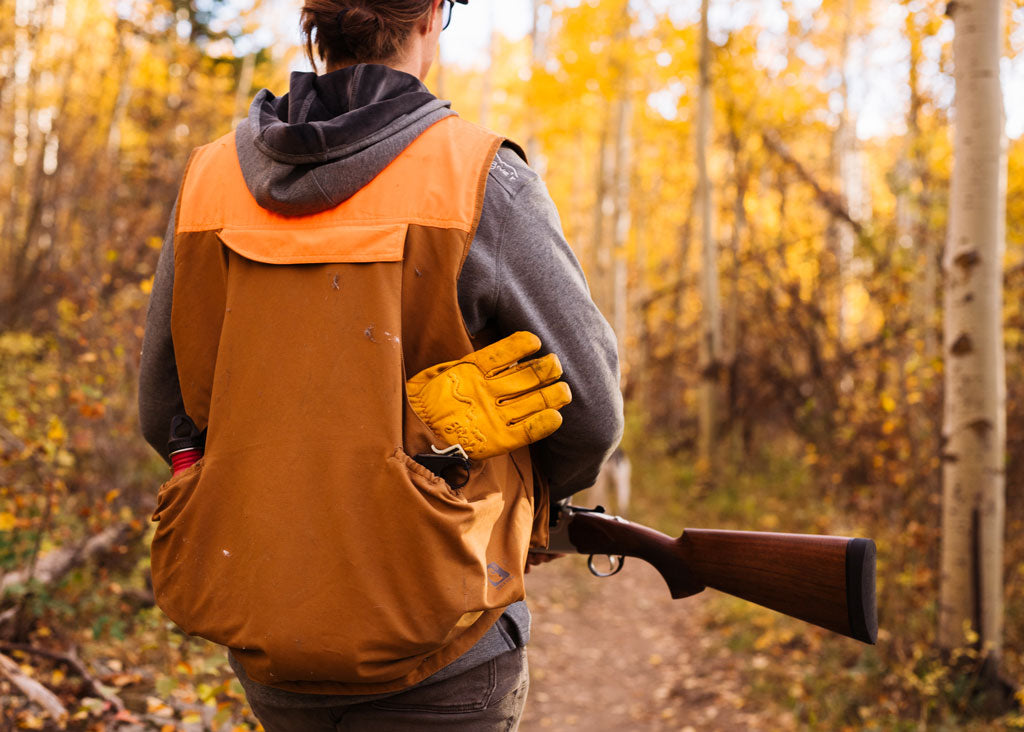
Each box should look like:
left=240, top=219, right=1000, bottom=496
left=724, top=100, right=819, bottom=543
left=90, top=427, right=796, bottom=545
left=559, top=508, right=878, bottom=645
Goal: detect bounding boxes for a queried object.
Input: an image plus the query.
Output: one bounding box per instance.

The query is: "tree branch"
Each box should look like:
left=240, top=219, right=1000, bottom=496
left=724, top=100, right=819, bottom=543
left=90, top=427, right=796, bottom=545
left=761, top=131, right=865, bottom=237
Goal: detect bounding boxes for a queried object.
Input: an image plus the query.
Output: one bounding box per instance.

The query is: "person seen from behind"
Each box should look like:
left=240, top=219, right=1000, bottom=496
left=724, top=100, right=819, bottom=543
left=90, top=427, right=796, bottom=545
left=138, top=0, right=623, bottom=729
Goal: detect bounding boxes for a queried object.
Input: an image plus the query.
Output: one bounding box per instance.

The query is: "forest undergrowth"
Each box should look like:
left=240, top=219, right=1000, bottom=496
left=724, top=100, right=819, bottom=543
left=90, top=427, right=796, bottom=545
left=622, top=420, right=1024, bottom=732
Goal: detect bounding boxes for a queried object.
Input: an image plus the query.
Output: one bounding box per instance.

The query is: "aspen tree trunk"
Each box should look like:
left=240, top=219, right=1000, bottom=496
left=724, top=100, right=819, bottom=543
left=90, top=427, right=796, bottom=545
left=105, top=36, right=137, bottom=155
left=902, top=11, right=940, bottom=479
left=611, top=92, right=632, bottom=379
left=526, top=0, right=544, bottom=168
left=435, top=49, right=445, bottom=100
left=905, top=11, right=939, bottom=365
left=479, top=2, right=495, bottom=128
left=5, top=4, right=46, bottom=321
left=1, top=6, right=28, bottom=306
left=232, top=52, right=256, bottom=128
left=591, top=113, right=612, bottom=314
left=673, top=192, right=696, bottom=431
left=696, top=0, right=721, bottom=470
left=608, top=0, right=632, bottom=379
left=570, top=132, right=586, bottom=251
left=829, top=0, right=856, bottom=346
left=939, top=0, right=1007, bottom=677
left=726, top=121, right=747, bottom=449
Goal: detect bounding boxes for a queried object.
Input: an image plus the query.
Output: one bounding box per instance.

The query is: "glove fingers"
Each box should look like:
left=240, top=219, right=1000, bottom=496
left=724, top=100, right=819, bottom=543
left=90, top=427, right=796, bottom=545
left=517, top=409, right=565, bottom=445
left=466, top=331, right=542, bottom=375
left=524, top=352, right=563, bottom=385
left=501, top=381, right=573, bottom=422
left=491, top=353, right=564, bottom=396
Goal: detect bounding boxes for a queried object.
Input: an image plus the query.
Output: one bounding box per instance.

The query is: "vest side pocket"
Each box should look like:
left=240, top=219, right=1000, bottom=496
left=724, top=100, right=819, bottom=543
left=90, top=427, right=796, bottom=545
left=150, top=457, right=206, bottom=637
left=151, top=458, right=204, bottom=523
left=247, top=446, right=503, bottom=685
left=388, top=447, right=468, bottom=502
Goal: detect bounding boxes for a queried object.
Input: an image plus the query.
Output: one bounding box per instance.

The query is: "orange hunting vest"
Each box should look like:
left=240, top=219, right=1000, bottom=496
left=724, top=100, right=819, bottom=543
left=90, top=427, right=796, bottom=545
left=149, top=116, right=549, bottom=695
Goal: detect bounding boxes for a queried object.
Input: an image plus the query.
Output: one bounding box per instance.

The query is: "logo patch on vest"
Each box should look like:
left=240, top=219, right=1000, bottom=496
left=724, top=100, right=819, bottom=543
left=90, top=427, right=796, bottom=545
left=487, top=562, right=511, bottom=588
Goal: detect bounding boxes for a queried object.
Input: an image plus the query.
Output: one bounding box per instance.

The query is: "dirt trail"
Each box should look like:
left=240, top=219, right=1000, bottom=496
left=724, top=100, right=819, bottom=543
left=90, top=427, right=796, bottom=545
left=520, top=555, right=783, bottom=731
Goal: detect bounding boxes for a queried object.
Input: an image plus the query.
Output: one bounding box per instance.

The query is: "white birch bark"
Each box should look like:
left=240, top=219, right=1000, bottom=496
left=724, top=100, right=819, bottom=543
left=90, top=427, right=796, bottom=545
left=435, top=41, right=445, bottom=100
left=696, top=0, right=721, bottom=468
left=938, top=0, right=1007, bottom=672
left=590, top=115, right=609, bottom=311
left=612, top=92, right=632, bottom=377
left=479, top=1, right=495, bottom=128
left=232, top=52, right=256, bottom=129
left=905, top=14, right=940, bottom=364
left=832, top=0, right=856, bottom=345
left=526, top=0, right=544, bottom=169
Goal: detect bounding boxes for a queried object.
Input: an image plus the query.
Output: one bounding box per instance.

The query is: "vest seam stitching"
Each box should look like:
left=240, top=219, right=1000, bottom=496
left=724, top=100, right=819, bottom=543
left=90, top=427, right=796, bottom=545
left=177, top=218, right=474, bottom=233
left=456, top=134, right=505, bottom=341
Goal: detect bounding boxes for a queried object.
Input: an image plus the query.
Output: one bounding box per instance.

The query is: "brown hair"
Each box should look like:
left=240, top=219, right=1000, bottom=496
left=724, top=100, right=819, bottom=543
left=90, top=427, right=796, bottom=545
left=300, top=0, right=435, bottom=71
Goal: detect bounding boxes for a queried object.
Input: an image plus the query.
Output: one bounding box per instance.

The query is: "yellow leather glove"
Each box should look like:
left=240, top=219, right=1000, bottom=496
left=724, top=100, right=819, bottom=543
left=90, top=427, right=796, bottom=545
left=407, top=331, right=572, bottom=460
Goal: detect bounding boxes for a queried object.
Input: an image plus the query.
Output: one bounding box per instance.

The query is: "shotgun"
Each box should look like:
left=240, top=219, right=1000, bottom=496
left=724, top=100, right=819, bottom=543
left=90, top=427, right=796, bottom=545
left=531, top=505, right=878, bottom=645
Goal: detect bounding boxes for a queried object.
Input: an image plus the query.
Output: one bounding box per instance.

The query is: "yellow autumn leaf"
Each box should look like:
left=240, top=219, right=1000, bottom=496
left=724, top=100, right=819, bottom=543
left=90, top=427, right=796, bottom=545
left=197, top=682, right=216, bottom=702
left=46, top=416, right=66, bottom=443
left=880, top=394, right=896, bottom=413
left=56, top=298, right=77, bottom=322
left=0, top=512, right=17, bottom=531
left=147, top=696, right=174, bottom=717
left=140, top=275, right=154, bottom=294
left=17, top=712, right=45, bottom=729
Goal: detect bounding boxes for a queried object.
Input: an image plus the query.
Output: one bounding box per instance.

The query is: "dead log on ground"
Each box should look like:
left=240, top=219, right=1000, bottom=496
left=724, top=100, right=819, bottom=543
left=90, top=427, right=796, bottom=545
left=0, top=651, right=69, bottom=723
left=0, top=523, right=136, bottom=599
left=0, top=642, right=127, bottom=713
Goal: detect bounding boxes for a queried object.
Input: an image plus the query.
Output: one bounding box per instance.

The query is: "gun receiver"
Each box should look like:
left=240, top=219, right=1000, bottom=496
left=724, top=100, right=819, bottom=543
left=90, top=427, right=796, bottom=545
left=536, top=506, right=877, bottom=645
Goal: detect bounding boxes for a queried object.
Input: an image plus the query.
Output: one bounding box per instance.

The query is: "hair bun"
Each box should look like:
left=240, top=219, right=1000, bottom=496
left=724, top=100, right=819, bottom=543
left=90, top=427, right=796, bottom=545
left=336, top=7, right=384, bottom=35
left=301, top=0, right=431, bottom=70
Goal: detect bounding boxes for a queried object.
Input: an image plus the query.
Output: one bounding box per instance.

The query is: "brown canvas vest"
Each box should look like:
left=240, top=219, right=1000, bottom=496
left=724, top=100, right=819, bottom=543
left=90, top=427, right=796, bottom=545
left=149, top=116, right=550, bottom=695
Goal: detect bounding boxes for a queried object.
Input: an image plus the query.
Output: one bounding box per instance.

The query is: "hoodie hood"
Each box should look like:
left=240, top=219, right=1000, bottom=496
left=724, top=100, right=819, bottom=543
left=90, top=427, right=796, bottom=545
left=235, top=64, right=455, bottom=217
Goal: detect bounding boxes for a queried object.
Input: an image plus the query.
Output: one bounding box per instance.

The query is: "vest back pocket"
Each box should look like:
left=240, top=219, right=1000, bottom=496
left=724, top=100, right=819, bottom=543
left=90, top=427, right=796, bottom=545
left=151, top=458, right=204, bottom=524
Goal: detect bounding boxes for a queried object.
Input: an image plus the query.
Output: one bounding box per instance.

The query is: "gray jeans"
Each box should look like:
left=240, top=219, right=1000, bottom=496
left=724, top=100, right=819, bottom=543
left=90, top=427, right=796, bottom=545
left=244, top=647, right=529, bottom=731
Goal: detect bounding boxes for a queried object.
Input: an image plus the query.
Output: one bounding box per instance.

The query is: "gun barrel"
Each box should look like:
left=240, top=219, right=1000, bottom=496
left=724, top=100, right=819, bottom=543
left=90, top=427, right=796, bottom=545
left=565, top=511, right=877, bottom=644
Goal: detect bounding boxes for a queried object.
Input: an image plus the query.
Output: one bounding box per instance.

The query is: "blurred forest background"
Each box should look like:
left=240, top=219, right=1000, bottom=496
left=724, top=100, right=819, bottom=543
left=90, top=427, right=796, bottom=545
left=2, top=0, right=1024, bottom=729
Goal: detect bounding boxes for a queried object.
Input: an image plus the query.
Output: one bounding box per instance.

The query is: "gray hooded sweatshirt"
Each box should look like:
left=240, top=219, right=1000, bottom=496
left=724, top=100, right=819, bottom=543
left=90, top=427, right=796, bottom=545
left=138, top=64, right=623, bottom=705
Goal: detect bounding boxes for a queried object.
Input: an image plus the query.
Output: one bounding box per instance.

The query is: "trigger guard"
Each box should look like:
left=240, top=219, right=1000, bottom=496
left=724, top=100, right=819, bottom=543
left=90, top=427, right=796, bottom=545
left=587, top=554, right=625, bottom=578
